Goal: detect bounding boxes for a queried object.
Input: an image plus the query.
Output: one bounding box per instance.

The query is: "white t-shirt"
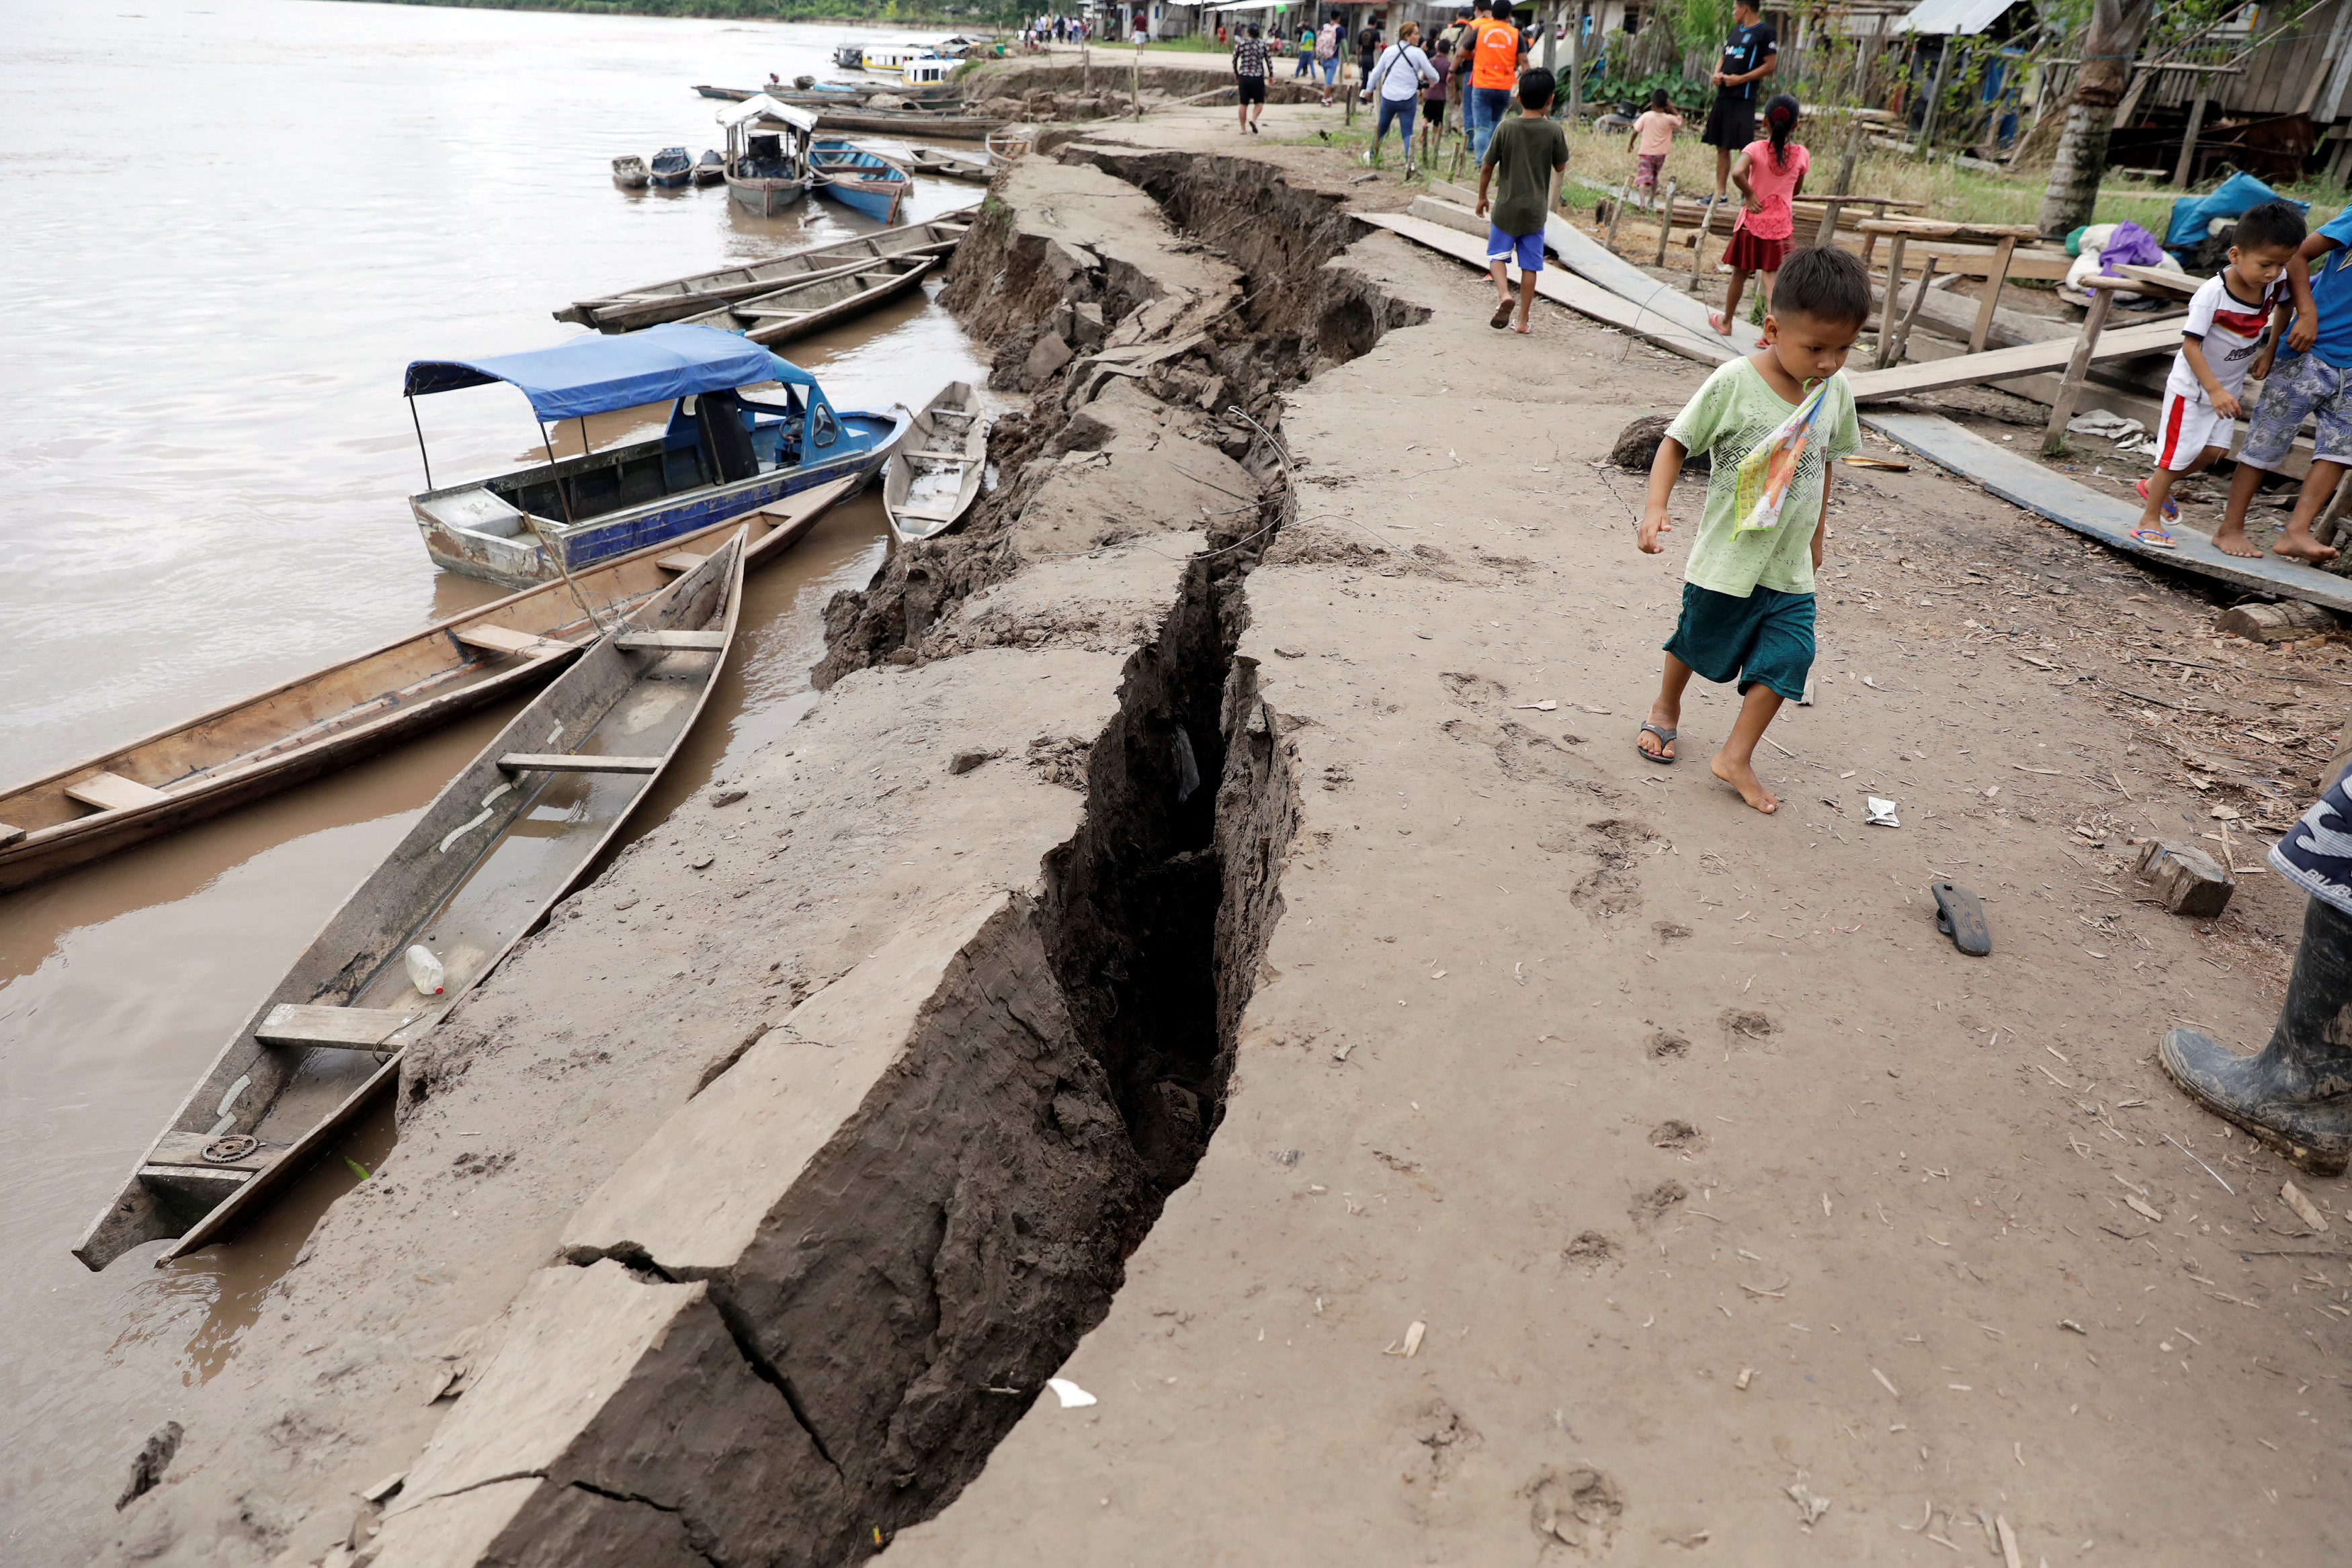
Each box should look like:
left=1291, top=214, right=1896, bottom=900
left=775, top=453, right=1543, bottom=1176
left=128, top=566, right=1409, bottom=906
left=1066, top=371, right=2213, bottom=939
left=2168, top=272, right=2287, bottom=402
left=1370, top=42, right=1435, bottom=101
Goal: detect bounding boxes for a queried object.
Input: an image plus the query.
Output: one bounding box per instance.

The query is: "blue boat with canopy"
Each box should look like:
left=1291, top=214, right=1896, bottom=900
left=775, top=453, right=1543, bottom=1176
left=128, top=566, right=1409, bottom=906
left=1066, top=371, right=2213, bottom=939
left=404, top=322, right=907, bottom=588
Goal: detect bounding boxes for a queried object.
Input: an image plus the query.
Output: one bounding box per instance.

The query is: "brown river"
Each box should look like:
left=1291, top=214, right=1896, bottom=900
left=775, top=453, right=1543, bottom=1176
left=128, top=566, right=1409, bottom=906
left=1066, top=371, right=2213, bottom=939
left=0, top=1, right=989, bottom=1547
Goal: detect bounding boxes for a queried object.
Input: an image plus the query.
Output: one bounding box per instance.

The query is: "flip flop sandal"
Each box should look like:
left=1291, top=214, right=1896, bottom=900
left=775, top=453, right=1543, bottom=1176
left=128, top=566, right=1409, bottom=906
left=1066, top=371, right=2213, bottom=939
left=2130, top=527, right=2177, bottom=549
left=1636, top=722, right=1677, bottom=764
left=1929, top=880, right=1992, bottom=957
left=2135, top=478, right=2180, bottom=522
left=1490, top=300, right=1513, bottom=329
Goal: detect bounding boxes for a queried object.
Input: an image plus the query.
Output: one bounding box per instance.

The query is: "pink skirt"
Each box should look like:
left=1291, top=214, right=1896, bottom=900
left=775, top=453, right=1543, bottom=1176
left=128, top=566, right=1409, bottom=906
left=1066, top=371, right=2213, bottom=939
left=1724, top=227, right=1789, bottom=273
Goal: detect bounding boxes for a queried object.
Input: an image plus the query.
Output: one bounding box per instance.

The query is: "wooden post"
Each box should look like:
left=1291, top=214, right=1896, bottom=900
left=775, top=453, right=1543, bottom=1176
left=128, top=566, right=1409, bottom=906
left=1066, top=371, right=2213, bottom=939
left=1968, top=234, right=2017, bottom=353
left=1874, top=232, right=1909, bottom=367
left=2173, top=91, right=2210, bottom=187
left=1654, top=177, right=1677, bottom=267
left=1917, top=36, right=1955, bottom=154
left=2043, top=277, right=2121, bottom=456
left=1688, top=193, right=1716, bottom=294
left=1816, top=115, right=1863, bottom=247
left=1133, top=42, right=1142, bottom=119
left=1853, top=11, right=1887, bottom=104
left=1604, top=185, right=1629, bottom=253
left=1566, top=3, right=1585, bottom=128
left=1083, top=39, right=1092, bottom=93
left=1892, top=256, right=1939, bottom=364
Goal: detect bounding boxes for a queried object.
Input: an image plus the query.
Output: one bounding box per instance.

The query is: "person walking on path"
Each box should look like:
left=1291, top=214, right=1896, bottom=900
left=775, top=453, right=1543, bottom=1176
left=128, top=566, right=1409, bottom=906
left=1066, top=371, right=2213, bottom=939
left=1132, top=13, right=1149, bottom=48
left=1465, top=0, right=1521, bottom=161
left=1316, top=17, right=1343, bottom=104
left=1474, top=67, right=1568, bottom=335
left=1232, top=24, right=1272, bottom=134
left=1366, top=23, right=1438, bottom=165
left=1709, top=95, right=1807, bottom=343
left=1296, top=25, right=1315, bottom=77
left=1634, top=247, right=1867, bottom=813
left=1626, top=87, right=1681, bottom=212
left=1701, top=0, right=1777, bottom=202
left=1420, top=38, right=1455, bottom=165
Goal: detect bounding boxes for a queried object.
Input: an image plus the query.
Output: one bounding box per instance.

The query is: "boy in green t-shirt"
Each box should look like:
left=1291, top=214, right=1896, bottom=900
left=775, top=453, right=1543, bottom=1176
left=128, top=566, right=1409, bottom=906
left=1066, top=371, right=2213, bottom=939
left=1632, top=246, right=1869, bottom=814
left=1474, top=67, right=1569, bottom=333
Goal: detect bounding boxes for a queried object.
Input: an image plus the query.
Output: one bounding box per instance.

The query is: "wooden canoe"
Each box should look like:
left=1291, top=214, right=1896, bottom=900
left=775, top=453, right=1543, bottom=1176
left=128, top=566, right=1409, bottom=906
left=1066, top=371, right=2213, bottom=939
left=671, top=253, right=935, bottom=347
left=800, top=107, right=1006, bottom=139
left=556, top=208, right=974, bottom=331
left=807, top=139, right=912, bottom=223
left=612, top=156, right=649, bottom=189
left=73, top=536, right=747, bottom=1272
left=0, top=477, right=855, bottom=896
left=884, top=380, right=986, bottom=544
left=902, top=146, right=998, bottom=183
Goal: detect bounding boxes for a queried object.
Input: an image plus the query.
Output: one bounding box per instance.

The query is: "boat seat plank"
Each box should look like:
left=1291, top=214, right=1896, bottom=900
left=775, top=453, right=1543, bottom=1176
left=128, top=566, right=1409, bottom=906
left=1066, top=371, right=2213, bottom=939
left=906, top=448, right=976, bottom=461
left=617, top=631, right=727, bottom=651
left=654, top=552, right=708, bottom=573
left=499, top=753, right=666, bottom=774
left=0, top=823, right=25, bottom=848
left=454, top=623, right=571, bottom=659
left=256, top=1003, right=417, bottom=1049
left=138, top=1164, right=250, bottom=1189
left=65, top=771, right=172, bottom=813
left=149, top=1131, right=289, bottom=1172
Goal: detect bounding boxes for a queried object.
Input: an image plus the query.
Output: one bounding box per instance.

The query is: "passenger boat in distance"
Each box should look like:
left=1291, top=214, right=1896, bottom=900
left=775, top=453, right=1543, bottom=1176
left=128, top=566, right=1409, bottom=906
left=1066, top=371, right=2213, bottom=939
left=556, top=207, right=973, bottom=331
left=0, top=478, right=853, bottom=895
left=720, top=95, right=814, bottom=218
left=406, top=322, right=907, bottom=589
left=649, top=146, right=694, bottom=188
left=611, top=155, right=650, bottom=189
left=833, top=40, right=868, bottom=69
left=693, top=147, right=724, bottom=185
left=671, top=252, right=936, bottom=348
left=808, top=137, right=911, bottom=222
left=71, top=538, right=747, bottom=1273
left=884, top=380, right=987, bottom=543
left=902, top=146, right=997, bottom=183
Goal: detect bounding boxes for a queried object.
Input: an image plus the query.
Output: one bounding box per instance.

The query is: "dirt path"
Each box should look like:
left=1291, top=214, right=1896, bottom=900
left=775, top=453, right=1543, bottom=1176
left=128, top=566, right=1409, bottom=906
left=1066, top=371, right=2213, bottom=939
left=79, top=107, right=2352, bottom=1567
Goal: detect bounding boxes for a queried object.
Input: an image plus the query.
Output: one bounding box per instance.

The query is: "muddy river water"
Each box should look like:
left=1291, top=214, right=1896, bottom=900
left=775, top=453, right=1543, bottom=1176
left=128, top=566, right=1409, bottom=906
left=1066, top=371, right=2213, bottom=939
left=0, top=0, right=987, bottom=1544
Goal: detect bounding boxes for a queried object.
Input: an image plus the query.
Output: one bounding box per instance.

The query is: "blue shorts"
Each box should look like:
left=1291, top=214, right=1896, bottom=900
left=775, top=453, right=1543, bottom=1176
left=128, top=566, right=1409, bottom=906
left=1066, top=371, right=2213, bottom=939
left=1663, top=582, right=1815, bottom=703
left=2242, top=351, right=2352, bottom=470
left=1487, top=225, right=1543, bottom=273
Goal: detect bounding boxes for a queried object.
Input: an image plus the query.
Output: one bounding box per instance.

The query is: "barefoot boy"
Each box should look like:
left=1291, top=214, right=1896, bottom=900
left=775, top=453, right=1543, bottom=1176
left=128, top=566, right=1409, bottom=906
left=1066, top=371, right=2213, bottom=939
left=1474, top=67, right=1569, bottom=335
left=2131, top=202, right=2304, bottom=551
left=2214, top=202, right=2343, bottom=564
left=1634, top=247, right=1867, bottom=814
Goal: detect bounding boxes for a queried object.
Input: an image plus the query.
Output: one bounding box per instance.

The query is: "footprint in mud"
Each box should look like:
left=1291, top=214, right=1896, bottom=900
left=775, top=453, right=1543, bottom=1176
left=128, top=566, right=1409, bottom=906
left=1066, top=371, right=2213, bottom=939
left=1721, top=1008, right=1775, bottom=1039
left=1652, top=920, right=1693, bottom=941
left=1525, top=1465, right=1625, bottom=1553
left=1439, top=670, right=1508, bottom=709
left=1629, top=1180, right=1689, bottom=1227
left=1648, top=1120, right=1705, bottom=1153
left=1562, top=1230, right=1620, bottom=1273
left=1646, top=1030, right=1691, bottom=1060
left=1571, top=819, right=1663, bottom=920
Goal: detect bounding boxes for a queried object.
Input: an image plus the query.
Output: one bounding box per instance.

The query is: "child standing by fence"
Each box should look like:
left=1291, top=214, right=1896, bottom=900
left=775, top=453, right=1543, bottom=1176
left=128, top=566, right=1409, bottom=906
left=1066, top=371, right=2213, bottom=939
left=1626, top=89, right=1682, bottom=212
left=1708, top=94, right=1807, bottom=345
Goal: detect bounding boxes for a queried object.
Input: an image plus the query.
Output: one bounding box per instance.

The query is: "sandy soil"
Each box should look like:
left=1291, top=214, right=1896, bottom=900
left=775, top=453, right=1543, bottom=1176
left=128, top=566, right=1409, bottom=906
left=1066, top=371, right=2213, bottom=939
left=72, top=103, right=2352, bottom=1567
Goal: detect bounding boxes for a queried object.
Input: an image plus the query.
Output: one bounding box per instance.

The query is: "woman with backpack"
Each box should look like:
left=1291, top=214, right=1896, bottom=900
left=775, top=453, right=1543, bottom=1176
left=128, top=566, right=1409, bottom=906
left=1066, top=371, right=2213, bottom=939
left=1366, top=23, right=1438, bottom=165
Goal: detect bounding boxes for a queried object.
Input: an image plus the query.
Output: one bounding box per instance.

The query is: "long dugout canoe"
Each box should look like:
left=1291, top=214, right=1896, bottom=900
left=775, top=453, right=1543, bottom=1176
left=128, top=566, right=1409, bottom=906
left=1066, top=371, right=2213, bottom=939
left=0, top=478, right=855, bottom=896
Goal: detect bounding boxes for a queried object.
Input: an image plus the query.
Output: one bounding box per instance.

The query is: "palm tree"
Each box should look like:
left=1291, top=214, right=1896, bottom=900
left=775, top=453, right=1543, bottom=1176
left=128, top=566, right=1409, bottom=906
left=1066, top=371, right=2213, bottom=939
left=2035, top=0, right=2154, bottom=237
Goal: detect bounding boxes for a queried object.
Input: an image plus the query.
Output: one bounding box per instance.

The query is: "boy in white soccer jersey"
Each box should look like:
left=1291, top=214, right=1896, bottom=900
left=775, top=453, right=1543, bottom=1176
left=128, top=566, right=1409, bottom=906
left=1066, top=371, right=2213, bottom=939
left=2130, top=202, right=2306, bottom=550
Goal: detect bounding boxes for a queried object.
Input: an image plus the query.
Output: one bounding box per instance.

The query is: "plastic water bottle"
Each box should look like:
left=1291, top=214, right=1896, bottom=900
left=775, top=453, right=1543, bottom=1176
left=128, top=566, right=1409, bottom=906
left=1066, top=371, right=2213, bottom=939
left=405, top=944, right=446, bottom=998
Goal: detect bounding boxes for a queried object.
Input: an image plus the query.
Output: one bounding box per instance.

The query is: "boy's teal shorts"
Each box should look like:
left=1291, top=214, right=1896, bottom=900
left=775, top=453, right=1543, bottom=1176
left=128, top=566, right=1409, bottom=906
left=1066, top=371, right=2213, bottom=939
left=1663, top=582, right=1815, bottom=703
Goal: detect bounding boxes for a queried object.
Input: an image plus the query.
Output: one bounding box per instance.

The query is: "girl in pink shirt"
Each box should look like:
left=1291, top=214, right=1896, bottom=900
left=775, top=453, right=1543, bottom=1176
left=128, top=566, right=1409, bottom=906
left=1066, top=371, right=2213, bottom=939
left=1710, top=94, right=1809, bottom=342
left=1625, top=88, right=1682, bottom=210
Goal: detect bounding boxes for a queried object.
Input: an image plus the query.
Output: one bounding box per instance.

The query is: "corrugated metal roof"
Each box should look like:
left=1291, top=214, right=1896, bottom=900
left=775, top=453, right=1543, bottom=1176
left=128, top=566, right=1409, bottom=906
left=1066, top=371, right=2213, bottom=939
left=1892, top=0, right=2021, bottom=36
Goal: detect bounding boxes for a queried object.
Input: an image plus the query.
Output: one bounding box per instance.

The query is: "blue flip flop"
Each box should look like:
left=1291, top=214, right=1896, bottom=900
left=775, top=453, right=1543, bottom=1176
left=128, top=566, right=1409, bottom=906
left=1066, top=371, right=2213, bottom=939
left=1637, top=722, right=1677, bottom=764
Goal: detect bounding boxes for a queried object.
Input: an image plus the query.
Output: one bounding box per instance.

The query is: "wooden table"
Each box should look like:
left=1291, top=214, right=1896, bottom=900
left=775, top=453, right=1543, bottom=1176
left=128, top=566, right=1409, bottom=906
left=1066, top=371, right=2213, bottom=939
left=1860, top=219, right=2042, bottom=360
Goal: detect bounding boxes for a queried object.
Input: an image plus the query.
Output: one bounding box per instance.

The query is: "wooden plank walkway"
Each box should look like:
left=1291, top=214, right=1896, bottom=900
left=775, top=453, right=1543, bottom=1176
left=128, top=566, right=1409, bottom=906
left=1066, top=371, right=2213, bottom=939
left=1863, top=411, right=2352, bottom=616
left=1846, top=320, right=2187, bottom=402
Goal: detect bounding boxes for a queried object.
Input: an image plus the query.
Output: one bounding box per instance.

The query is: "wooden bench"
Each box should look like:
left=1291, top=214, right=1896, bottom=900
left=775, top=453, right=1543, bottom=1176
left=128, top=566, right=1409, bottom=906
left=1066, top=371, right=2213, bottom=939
left=64, top=771, right=171, bottom=813
left=498, top=753, right=665, bottom=774
left=453, top=623, right=571, bottom=660
left=255, top=1003, right=419, bottom=1050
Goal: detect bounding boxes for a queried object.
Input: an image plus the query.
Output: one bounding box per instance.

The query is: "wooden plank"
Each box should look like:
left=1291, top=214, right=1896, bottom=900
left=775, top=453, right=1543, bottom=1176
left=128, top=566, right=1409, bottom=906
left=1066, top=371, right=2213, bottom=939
left=2111, top=262, right=2201, bottom=300
left=1847, top=319, right=2184, bottom=403
left=1863, top=411, right=2352, bottom=617
left=63, top=771, right=171, bottom=812
left=149, top=1130, right=289, bottom=1172
left=1969, top=235, right=2017, bottom=355
left=2045, top=284, right=2122, bottom=453
left=616, top=630, right=727, bottom=651
left=255, top=1003, right=419, bottom=1050
left=454, top=623, right=571, bottom=658
left=0, top=823, right=24, bottom=848
left=137, top=1164, right=249, bottom=1189
left=1859, top=218, right=2040, bottom=241
left=497, top=753, right=665, bottom=774
left=654, top=552, right=709, bottom=573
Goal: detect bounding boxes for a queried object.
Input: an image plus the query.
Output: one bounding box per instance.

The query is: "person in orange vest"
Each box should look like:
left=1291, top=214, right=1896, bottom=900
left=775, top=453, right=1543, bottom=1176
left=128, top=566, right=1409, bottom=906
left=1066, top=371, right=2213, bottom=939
left=1464, top=0, right=1520, bottom=161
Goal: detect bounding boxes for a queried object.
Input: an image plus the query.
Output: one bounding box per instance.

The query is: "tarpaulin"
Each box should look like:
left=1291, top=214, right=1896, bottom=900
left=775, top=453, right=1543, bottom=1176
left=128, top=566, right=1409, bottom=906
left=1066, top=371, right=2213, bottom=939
left=403, top=322, right=814, bottom=421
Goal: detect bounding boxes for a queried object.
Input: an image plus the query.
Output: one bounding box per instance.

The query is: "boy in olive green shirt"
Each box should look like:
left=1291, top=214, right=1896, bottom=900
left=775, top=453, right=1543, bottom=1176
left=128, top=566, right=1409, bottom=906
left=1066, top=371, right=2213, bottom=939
left=1474, top=67, right=1569, bottom=333
left=1633, top=246, right=1869, bottom=814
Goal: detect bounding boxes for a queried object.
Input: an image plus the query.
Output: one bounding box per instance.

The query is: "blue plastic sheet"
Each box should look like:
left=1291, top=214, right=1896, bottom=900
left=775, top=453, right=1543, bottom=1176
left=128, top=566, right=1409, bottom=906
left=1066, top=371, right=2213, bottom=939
left=2166, top=171, right=2311, bottom=251
left=403, top=322, right=816, bottom=421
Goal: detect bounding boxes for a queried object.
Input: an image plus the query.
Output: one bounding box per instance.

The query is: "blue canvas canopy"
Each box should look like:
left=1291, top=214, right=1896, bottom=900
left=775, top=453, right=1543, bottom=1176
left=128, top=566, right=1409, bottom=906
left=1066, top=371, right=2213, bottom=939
left=403, top=322, right=817, bottom=422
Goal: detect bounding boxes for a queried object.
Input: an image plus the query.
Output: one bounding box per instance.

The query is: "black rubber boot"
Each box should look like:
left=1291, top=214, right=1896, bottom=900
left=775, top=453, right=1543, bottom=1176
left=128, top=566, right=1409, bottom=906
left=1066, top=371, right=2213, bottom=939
left=2160, top=895, right=2352, bottom=1177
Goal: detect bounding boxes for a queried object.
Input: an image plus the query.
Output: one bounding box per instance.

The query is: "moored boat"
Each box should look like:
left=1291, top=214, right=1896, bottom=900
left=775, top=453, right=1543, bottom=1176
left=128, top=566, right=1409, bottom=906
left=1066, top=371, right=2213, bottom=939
left=405, top=322, right=908, bottom=589
left=649, top=146, right=694, bottom=188
left=611, top=155, right=649, bottom=189
left=71, top=539, right=748, bottom=1272
left=693, top=147, right=724, bottom=185
left=833, top=40, right=868, bottom=69
left=555, top=208, right=974, bottom=331
left=783, top=105, right=1005, bottom=139
left=808, top=137, right=911, bottom=222
left=884, top=380, right=987, bottom=544
left=902, top=146, right=997, bottom=183
left=671, top=253, right=936, bottom=347
left=900, top=54, right=958, bottom=89
left=0, top=478, right=853, bottom=896
left=720, top=94, right=814, bottom=218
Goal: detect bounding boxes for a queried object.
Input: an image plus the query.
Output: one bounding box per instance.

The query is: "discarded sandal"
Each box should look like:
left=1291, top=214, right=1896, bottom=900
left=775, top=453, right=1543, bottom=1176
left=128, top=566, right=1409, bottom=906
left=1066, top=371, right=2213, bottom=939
left=1929, top=880, right=1991, bottom=956
left=1636, top=722, right=1677, bottom=764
